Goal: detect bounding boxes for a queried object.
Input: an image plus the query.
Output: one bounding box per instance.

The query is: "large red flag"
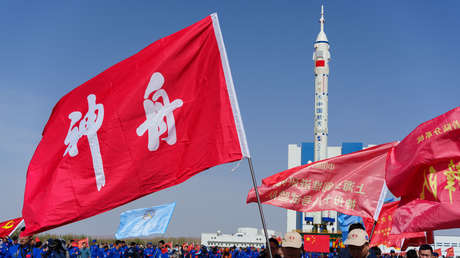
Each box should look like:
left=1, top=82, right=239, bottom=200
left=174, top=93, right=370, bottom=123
left=247, top=142, right=397, bottom=219
left=0, top=217, right=23, bottom=237
left=22, top=13, right=249, bottom=236
left=386, top=107, right=460, bottom=233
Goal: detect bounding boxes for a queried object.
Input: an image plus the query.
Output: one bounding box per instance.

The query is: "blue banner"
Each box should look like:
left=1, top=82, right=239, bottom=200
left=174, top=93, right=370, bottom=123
left=115, top=203, right=176, bottom=239
left=337, top=213, right=363, bottom=241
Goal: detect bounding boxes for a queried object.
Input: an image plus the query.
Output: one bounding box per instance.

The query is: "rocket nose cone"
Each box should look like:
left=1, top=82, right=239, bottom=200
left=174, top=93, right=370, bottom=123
left=316, top=31, right=328, bottom=42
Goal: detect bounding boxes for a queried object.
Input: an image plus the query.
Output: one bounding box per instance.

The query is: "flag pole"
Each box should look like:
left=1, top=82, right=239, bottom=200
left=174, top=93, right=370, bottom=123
left=247, top=157, right=273, bottom=258
left=369, top=220, right=378, bottom=241
left=8, top=219, right=24, bottom=237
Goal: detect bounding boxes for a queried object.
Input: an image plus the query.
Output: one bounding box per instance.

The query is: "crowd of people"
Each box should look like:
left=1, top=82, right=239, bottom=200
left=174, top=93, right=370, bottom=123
left=0, top=225, right=443, bottom=258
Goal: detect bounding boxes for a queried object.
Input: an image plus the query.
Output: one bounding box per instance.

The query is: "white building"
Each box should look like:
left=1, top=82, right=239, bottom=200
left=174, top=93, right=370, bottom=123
left=377, top=235, right=460, bottom=257
left=201, top=227, right=280, bottom=248
left=432, top=235, right=460, bottom=257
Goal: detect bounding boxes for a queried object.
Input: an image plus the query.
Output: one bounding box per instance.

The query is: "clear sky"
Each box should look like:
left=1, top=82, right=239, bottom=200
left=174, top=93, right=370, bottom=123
left=0, top=1, right=459, bottom=237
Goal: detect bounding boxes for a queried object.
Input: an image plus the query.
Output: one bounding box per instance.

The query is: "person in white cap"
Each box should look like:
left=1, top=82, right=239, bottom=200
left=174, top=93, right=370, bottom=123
left=282, top=232, right=302, bottom=258
left=344, top=229, right=371, bottom=258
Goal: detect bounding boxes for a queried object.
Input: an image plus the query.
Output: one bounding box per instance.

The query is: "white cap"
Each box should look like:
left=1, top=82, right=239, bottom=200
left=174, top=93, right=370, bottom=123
left=283, top=232, right=302, bottom=248
left=344, top=229, right=369, bottom=246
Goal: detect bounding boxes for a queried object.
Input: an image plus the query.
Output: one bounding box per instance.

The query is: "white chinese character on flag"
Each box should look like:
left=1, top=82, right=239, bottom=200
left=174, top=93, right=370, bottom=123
left=63, top=94, right=105, bottom=191
left=136, top=72, right=183, bottom=151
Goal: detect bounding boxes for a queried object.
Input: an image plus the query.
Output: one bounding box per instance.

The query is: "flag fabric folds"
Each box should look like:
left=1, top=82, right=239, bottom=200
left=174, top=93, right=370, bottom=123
left=247, top=142, right=396, bottom=219
left=115, top=203, right=176, bottom=239
left=0, top=217, right=23, bottom=237
left=22, top=13, right=249, bottom=236
left=370, top=201, right=431, bottom=249
left=386, top=107, right=460, bottom=233
left=401, top=231, right=433, bottom=251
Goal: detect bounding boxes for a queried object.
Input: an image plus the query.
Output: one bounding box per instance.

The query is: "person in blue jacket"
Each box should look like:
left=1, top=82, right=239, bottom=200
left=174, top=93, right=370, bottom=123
left=0, top=237, right=9, bottom=258
left=124, top=242, right=138, bottom=258
left=10, top=236, right=33, bottom=258
left=120, top=242, right=127, bottom=257
left=32, top=240, right=43, bottom=258
left=68, top=241, right=80, bottom=258
left=98, top=244, right=106, bottom=258
left=152, top=241, right=164, bottom=258
left=102, top=245, right=112, bottom=258
left=111, top=241, right=123, bottom=258
left=144, top=243, right=154, bottom=258
left=90, top=240, right=99, bottom=258
left=6, top=236, right=18, bottom=258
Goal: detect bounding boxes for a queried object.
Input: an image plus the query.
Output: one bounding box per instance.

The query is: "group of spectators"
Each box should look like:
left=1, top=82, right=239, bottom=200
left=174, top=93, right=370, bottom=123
left=0, top=236, right=260, bottom=258
left=0, top=224, right=444, bottom=258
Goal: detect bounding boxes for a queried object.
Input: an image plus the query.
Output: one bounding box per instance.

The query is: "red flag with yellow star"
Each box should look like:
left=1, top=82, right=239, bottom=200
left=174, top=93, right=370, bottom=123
left=0, top=217, right=23, bottom=237
left=370, top=201, right=429, bottom=248
left=304, top=235, right=330, bottom=253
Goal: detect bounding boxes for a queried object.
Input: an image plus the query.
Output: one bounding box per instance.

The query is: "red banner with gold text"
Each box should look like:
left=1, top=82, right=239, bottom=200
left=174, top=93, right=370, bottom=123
left=386, top=107, right=460, bottom=233
left=247, top=142, right=397, bottom=219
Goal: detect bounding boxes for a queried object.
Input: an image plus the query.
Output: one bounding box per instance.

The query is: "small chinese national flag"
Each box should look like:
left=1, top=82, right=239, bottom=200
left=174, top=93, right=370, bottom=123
left=434, top=248, right=441, bottom=256
left=22, top=13, right=249, bottom=236
left=304, top=235, right=330, bottom=253
left=446, top=247, right=454, bottom=257
left=0, top=217, right=23, bottom=237
left=386, top=107, right=460, bottom=233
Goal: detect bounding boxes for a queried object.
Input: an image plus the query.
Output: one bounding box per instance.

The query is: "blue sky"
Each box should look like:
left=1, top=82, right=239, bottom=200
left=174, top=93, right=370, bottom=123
left=0, top=1, right=459, bottom=237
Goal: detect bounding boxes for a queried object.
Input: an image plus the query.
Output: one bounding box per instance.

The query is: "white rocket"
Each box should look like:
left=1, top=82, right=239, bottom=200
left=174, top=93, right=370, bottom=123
left=308, top=5, right=336, bottom=230
left=313, top=5, right=330, bottom=162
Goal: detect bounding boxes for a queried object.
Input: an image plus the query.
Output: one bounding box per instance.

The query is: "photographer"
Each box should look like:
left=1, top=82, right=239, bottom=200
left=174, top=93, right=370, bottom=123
left=42, top=239, right=66, bottom=258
